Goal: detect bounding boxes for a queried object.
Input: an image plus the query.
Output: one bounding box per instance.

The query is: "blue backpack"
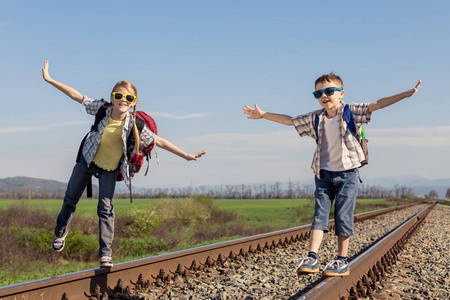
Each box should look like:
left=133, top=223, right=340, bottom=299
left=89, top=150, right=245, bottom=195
left=314, top=104, right=368, bottom=166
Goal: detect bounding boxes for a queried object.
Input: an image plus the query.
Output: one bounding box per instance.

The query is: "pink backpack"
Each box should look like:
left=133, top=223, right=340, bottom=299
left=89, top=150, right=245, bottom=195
left=117, top=110, right=158, bottom=181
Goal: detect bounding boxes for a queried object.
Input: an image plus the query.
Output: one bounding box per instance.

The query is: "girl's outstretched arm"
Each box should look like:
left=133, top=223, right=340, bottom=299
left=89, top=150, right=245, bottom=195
left=155, top=136, right=207, bottom=161
left=42, top=60, right=84, bottom=104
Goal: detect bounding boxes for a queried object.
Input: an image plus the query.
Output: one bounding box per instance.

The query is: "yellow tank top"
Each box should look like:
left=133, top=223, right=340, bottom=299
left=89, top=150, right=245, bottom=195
left=92, top=116, right=125, bottom=171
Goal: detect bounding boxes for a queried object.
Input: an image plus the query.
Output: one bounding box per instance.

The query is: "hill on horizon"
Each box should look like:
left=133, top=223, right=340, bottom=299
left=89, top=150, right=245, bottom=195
left=0, top=176, right=67, bottom=193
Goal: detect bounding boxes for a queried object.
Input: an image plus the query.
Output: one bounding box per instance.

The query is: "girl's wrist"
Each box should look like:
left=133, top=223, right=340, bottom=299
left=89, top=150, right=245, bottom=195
left=260, top=111, right=267, bottom=119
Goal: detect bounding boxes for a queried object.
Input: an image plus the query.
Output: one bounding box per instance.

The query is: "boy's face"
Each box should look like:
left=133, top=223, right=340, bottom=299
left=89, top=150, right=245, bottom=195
left=314, top=80, right=344, bottom=117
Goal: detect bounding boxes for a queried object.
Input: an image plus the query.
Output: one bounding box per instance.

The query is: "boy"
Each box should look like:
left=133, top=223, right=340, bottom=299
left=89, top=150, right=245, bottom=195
left=243, top=73, right=421, bottom=276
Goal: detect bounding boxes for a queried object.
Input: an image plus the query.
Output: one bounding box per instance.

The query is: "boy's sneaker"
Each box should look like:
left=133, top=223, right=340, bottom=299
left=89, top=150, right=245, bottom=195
left=52, top=230, right=68, bottom=252
left=322, top=259, right=349, bottom=277
left=296, top=257, right=319, bottom=275
left=100, top=256, right=113, bottom=268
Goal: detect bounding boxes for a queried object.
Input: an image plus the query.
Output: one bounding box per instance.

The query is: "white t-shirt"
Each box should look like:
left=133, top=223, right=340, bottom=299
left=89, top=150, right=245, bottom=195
left=320, top=115, right=345, bottom=171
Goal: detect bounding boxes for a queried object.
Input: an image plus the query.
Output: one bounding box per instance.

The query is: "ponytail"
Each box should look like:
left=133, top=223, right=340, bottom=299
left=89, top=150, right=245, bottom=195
left=133, top=105, right=141, bottom=155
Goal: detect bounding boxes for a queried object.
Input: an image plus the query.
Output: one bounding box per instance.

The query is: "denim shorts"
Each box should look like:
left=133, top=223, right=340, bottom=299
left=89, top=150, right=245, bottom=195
left=312, top=168, right=360, bottom=236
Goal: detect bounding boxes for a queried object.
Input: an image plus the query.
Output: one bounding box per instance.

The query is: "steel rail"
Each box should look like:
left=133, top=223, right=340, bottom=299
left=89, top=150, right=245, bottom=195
left=0, top=202, right=425, bottom=300
left=295, top=202, right=435, bottom=300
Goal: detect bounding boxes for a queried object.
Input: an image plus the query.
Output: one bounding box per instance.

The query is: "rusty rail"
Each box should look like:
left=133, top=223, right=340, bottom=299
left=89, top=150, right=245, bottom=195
left=296, top=202, right=435, bottom=299
left=0, top=202, right=427, bottom=300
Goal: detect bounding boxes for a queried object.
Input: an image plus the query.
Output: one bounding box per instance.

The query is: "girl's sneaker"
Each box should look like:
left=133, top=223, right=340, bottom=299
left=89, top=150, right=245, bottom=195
left=322, top=259, right=349, bottom=277
left=52, top=230, right=68, bottom=252
left=100, top=256, right=113, bottom=268
left=296, top=257, right=319, bottom=275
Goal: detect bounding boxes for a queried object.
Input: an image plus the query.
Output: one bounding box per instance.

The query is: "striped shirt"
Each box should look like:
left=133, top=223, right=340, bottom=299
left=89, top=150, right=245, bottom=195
left=81, top=97, right=156, bottom=189
left=291, top=102, right=371, bottom=178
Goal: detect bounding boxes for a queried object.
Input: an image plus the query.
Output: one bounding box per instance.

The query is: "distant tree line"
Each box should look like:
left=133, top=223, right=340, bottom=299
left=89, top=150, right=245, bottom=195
left=0, top=188, right=65, bottom=200
left=1, top=182, right=443, bottom=200
left=114, top=182, right=417, bottom=200
left=117, top=182, right=316, bottom=200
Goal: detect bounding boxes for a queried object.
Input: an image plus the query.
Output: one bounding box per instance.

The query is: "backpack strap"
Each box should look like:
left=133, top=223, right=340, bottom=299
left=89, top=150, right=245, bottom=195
left=314, top=112, right=320, bottom=144
left=343, top=104, right=358, bottom=136
left=125, top=115, right=145, bottom=203
left=77, top=100, right=110, bottom=198
left=314, top=105, right=359, bottom=143
left=91, top=100, right=110, bottom=133
left=76, top=100, right=110, bottom=163
left=343, top=104, right=364, bottom=143
left=125, top=115, right=145, bottom=157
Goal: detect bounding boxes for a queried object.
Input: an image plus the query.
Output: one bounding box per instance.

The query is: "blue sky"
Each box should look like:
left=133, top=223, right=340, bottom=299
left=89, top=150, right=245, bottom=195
left=1, top=0, right=449, bottom=190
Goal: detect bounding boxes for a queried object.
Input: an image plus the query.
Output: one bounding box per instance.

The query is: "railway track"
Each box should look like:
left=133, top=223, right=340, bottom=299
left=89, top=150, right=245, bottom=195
left=0, top=202, right=433, bottom=300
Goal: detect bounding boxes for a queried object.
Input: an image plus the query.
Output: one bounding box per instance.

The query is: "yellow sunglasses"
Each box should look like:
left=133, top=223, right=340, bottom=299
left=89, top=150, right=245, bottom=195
left=112, top=92, right=137, bottom=103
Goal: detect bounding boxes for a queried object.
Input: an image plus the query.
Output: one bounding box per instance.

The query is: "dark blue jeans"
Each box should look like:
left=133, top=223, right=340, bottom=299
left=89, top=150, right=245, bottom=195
left=312, top=169, right=360, bottom=236
left=54, top=156, right=119, bottom=257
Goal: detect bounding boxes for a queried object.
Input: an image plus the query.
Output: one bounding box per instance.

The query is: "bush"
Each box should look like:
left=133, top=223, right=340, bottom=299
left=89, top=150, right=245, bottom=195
left=117, top=206, right=162, bottom=237
left=17, top=227, right=54, bottom=253
left=0, top=227, right=23, bottom=267
left=61, top=228, right=99, bottom=261
left=0, top=204, right=54, bottom=229
left=151, top=218, right=185, bottom=249
left=156, top=197, right=212, bottom=226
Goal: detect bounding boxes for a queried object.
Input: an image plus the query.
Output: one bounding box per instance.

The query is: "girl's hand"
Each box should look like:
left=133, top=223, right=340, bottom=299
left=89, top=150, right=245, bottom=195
left=185, top=150, right=207, bottom=161
left=243, top=104, right=265, bottom=119
left=42, top=60, right=52, bottom=82
left=405, top=79, right=422, bottom=97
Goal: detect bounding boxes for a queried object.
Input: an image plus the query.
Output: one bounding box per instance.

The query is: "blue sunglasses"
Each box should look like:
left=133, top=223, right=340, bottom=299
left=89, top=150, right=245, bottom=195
left=312, top=87, right=342, bottom=99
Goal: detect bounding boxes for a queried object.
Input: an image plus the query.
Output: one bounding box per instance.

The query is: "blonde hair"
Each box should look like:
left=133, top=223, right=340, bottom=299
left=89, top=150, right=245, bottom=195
left=112, top=80, right=141, bottom=155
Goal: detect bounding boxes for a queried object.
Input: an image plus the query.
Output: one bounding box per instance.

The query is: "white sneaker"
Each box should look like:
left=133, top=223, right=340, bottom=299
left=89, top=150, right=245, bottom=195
left=52, top=229, right=68, bottom=252
left=322, top=259, right=349, bottom=277
left=296, top=257, right=319, bottom=275
left=100, top=255, right=113, bottom=268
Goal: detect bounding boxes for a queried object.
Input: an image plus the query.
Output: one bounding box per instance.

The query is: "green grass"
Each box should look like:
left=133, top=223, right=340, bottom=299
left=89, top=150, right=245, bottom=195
left=439, top=200, right=450, bottom=206
left=213, top=199, right=314, bottom=229
left=0, top=198, right=161, bottom=218
left=0, top=198, right=408, bottom=228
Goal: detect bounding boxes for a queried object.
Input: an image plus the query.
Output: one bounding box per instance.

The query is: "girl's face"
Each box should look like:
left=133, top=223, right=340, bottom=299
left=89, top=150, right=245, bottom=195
left=110, top=85, right=137, bottom=115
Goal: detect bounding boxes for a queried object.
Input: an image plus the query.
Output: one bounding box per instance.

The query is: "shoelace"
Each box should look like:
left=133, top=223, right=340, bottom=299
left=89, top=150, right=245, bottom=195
left=324, top=259, right=347, bottom=270
left=53, top=236, right=65, bottom=245
left=296, top=257, right=314, bottom=266
left=101, top=256, right=112, bottom=262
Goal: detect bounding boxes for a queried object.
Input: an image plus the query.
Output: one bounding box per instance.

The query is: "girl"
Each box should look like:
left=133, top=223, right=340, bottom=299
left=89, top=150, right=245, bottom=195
left=42, top=61, right=206, bottom=268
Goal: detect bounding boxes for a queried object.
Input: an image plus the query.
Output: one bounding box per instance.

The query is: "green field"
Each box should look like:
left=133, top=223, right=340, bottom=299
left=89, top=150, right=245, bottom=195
left=0, top=198, right=398, bottom=229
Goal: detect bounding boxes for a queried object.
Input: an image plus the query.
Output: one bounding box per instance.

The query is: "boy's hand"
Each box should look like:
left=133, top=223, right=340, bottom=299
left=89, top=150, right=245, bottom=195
left=369, top=79, right=423, bottom=113
left=186, top=150, right=207, bottom=161
left=405, top=79, right=422, bottom=97
left=243, top=104, right=265, bottom=119
left=42, top=60, right=52, bottom=82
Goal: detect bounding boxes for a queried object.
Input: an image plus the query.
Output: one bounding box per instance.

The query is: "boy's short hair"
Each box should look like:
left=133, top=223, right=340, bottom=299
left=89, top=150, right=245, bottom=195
left=315, top=73, right=344, bottom=89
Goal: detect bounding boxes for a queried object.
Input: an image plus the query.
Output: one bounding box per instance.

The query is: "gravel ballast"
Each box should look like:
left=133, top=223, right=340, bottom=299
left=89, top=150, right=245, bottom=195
left=121, top=204, right=447, bottom=300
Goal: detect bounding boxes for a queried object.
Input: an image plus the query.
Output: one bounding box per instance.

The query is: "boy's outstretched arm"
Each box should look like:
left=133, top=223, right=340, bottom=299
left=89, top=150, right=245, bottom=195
left=42, top=60, right=84, bottom=103
left=368, top=80, right=422, bottom=113
left=243, top=104, right=293, bottom=125
left=155, top=136, right=207, bottom=161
